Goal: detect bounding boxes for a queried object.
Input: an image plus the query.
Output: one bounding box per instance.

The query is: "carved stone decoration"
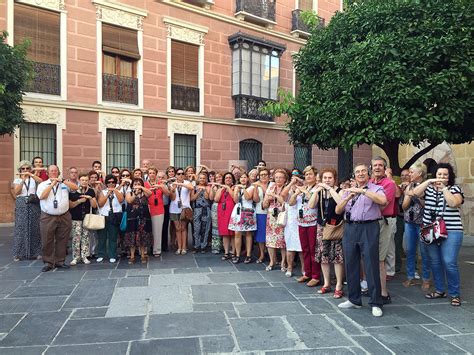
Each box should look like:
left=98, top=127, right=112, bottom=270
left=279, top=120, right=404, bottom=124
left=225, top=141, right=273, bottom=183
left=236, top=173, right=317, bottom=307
left=17, top=0, right=65, bottom=11
left=94, top=1, right=146, bottom=30
left=167, top=119, right=203, bottom=138
left=99, top=113, right=143, bottom=135
left=22, top=106, right=66, bottom=130
left=167, top=25, right=205, bottom=45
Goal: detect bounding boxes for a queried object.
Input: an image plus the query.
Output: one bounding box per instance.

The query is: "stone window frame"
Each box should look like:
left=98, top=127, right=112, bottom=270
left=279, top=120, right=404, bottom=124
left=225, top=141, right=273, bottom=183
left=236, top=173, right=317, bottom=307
left=167, top=119, right=203, bottom=167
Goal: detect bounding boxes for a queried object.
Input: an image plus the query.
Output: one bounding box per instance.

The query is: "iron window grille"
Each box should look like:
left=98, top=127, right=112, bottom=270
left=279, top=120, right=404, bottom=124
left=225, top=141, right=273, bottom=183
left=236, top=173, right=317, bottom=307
left=294, top=144, right=312, bottom=171
left=20, top=123, right=57, bottom=166
left=235, top=0, right=276, bottom=22
left=239, top=139, right=262, bottom=171
left=106, top=129, right=135, bottom=171
left=174, top=134, right=197, bottom=169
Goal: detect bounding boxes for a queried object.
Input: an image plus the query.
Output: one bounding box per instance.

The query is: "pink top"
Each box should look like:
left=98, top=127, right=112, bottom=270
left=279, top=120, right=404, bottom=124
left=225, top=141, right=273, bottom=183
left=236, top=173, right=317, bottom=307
left=217, top=189, right=235, bottom=237
left=370, top=176, right=397, bottom=217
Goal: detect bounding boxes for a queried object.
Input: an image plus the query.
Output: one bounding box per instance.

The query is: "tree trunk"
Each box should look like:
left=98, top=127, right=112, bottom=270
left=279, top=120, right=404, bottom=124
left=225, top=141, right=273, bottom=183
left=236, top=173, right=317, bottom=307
left=378, top=141, right=401, bottom=175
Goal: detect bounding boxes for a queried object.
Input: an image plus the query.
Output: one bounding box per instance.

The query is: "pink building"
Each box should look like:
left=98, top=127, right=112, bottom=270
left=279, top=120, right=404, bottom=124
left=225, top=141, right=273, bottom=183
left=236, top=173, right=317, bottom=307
left=0, top=0, right=370, bottom=223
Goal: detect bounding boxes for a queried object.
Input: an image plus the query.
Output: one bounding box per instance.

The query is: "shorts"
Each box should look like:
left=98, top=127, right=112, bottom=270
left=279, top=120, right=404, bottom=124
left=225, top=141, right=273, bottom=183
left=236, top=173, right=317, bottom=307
left=378, top=218, right=394, bottom=261
left=170, top=213, right=183, bottom=222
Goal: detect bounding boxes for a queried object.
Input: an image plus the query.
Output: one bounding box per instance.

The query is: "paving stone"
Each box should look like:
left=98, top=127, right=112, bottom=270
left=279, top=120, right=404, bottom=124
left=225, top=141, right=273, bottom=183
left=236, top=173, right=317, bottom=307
left=350, top=336, right=392, bottom=355
left=324, top=313, right=365, bottom=336
left=201, top=335, right=237, bottom=353
left=193, top=303, right=236, bottom=312
left=149, top=274, right=211, bottom=286
left=192, top=284, right=244, bottom=303
left=422, top=323, right=460, bottom=336
left=367, top=325, right=463, bottom=353
left=0, top=281, right=24, bottom=295
left=8, top=285, right=75, bottom=298
left=0, top=311, right=70, bottom=346
left=106, top=287, right=151, bottom=317
left=209, top=265, right=238, bottom=272
left=266, top=348, right=355, bottom=355
left=150, top=285, right=192, bottom=314
left=71, top=307, right=108, bottom=319
left=108, top=270, right=127, bottom=278
left=53, top=316, right=145, bottom=345
left=299, top=298, right=338, bottom=314
left=287, top=314, right=353, bottom=348
left=0, top=314, right=24, bottom=333
left=416, top=304, right=474, bottom=333
left=283, top=282, right=321, bottom=296
left=230, top=317, right=298, bottom=351
left=239, top=287, right=297, bottom=303
left=234, top=262, right=267, bottom=272
left=173, top=267, right=211, bottom=274
left=225, top=310, right=238, bottom=318
left=0, top=297, right=66, bottom=314
left=126, top=269, right=173, bottom=276
left=258, top=271, right=295, bottom=283
left=0, top=268, right=41, bottom=281
left=237, top=282, right=271, bottom=288
left=45, top=342, right=129, bottom=354
left=82, top=270, right=111, bottom=280
left=194, top=256, right=226, bottom=267
left=130, top=338, right=200, bottom=355
left=207, top=272, right=265, bottom=284
left=236, top=302, right=310, bottom=317
left=63, top=279, right=117, bottom=309
left=0, top=346, right=47, bottom=355
left=147, top=312, right=229, bottom=338
left=31, top=271, right=85, bottom=286
left=148, top=258, right=197, bottom=269
left=118, top=276, right=149, bottom=287
left=442, top=334, right=474, bottom=353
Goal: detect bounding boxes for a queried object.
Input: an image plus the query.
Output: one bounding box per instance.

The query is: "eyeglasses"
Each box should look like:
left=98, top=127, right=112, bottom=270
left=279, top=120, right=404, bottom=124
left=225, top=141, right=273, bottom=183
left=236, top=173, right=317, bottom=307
left=106, top=181, right=115, bottom=185
left=176, top=172, right=184, bottom=175
left=259, top=173, right=268, bottom=177
left=21, top=167, right=31, bottom=171
left=121, top=174, right=130, bottom=177
left=112, top=171, right=119, bottom=174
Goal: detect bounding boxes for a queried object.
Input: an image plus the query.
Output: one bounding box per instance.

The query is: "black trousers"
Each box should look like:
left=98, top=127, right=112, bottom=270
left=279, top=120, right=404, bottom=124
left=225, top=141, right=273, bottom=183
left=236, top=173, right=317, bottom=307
left=162, top=204, right=170, bottom=252
left=343, top=221, right=383, bottom=307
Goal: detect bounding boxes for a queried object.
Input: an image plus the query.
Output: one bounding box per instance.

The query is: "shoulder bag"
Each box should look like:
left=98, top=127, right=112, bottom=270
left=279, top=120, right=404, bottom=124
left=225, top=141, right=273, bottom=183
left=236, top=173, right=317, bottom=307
left=320, top=190, right=344, bottom=241
left=83, top=205, right=105, bottom=230
left=420, top=193, right=447, bottom=245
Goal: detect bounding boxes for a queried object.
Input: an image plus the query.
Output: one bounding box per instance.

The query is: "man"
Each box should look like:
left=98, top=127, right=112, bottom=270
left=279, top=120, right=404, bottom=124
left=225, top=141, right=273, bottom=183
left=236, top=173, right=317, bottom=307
left=370, top=157, right=397, bottom=304
left=336, top=163, right=387, bottom=317
left=37, top=165, right=78, bottom=272
left=92, top=160, right=103, bottom=182
left=141, top=159, right=151, bottom=181
left=68, top=167, right=79, bottom=186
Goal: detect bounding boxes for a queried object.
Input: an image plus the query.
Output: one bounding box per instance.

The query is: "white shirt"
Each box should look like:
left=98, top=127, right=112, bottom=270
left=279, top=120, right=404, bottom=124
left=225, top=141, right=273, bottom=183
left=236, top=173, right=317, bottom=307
left=36, top=179, right=70, bottom=215
left=255, top=183, right=273, bottom=214
left=170, top=181, right=191, bottom=214
left=99, top=189, right=123, bottom=216
left=13, top=177, right=37, bottom=197
left=237, top=186, right=255, bottom=209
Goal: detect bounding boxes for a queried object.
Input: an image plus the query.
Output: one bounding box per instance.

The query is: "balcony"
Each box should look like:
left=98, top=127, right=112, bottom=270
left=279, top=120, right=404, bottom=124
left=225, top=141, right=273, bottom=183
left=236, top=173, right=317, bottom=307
left=171, top=84, right=200, bottom=112
left=290, top=9, right=325, bottom=39
left=102, top=74, right=138, bottom=105
left=235, top=0, right=276, bottom=29
left=177, top=0, right=215, bottom=9
left=27, top=62, right=61, bottom=96
left=234, top=95, right=274, bottom=122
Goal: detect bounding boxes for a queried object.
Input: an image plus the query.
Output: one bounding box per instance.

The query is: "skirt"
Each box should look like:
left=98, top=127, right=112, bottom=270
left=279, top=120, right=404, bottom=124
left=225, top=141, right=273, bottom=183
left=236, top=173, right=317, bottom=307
left=228, top=204, right=257, bottom=232
left=266, top=213, right=286, bottom=249
left=12, top=197, right=41, bottom=259
left=124, top=221, right=153, bottom=248
left=255, top=214, right=267, bottom=243
left=315, top=224, right=344, bottom=264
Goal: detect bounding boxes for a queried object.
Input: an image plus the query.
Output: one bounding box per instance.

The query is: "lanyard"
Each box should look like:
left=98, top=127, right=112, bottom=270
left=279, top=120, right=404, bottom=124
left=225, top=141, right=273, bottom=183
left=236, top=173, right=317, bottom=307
left=23, top=178, right=31, bottom=194
left=52, top=184, right=60, bottom=200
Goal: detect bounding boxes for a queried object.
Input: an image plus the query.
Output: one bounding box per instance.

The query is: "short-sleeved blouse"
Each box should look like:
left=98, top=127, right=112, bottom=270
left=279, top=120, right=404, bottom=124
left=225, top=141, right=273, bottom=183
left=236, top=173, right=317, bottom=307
left=422, top=185, right=463, bottom=231
left=145, top=182, right=164, bottom=216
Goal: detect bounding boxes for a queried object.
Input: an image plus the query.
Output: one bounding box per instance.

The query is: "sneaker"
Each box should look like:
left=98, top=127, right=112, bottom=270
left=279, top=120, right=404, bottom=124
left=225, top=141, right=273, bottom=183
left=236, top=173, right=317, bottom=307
left=96, top=257, right=104, bottom=263
left=382, top=294, right=392, bottom=304
left=175, top=249, right=182, bottom=255
left=109, top=258, right=116, bottom=263
left=70, top=258, right=79, bottom=266
left=285, top=271, right=292, bottom=277
left=414, top=272, right=421, bottom=280
left=83, top=257, right=91, bottom=265
left=360, top=280, right=368, bottom=289
left=338, top=300, right=362, bottom=309
left=211, top=250, right=219, bottom=254
left=372, top=306, right=383, bottom=317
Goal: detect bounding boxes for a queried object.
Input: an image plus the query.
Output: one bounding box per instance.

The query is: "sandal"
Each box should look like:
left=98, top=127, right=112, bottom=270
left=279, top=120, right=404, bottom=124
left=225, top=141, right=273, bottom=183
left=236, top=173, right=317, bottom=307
left=265, top=265, right=273, bottom=271
left=256, top=258, right=264, bottom=264
left=403, top=279, right=417, bottom=288
left=450, top=296, right=461, bottom=307
left=128, top=258, right=135, bottom=265
left=232, top=256, right=240, bottom=264
left=221, top=253, right=232, bottom=261
left=244, top=257, right=252, bottom=264
left=425, top=291, right=447, bottom=299
left=333, top=289, right=344, bottom=299
left=318, top=286, right=332, bottom=294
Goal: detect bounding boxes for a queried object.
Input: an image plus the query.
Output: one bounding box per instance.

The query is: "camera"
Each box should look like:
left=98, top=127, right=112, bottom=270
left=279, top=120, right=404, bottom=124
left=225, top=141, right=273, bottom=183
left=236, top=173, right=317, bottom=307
left=272, top=207, right=279, bottom=217
left=321, top=219, right=327, bottom=227
left=298, top=209, right=304, bottom=219
left=53, top=199, right=58, bottom=209
left=236, top=206, right=241, bottom=215
left=409, top=210, right=414, bottom=222
left=154, top=198, right=158, bottom=206
left=345, top=211, right=351, bottom=221
left=177, top=201, right=182, bottom=209
left=222, top=202, right=226, bottom=211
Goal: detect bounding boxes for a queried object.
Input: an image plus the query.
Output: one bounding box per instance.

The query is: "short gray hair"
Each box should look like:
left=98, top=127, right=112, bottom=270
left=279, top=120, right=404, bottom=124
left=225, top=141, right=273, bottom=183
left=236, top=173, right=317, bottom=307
left=410, top=161, right=426, bottom=179
left=17, top=160, right=32, bottom=172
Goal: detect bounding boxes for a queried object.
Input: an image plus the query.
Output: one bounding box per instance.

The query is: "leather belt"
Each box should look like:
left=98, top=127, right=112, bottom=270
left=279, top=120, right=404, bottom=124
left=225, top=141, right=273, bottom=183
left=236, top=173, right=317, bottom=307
left=347, top=219, right=380, bottom=224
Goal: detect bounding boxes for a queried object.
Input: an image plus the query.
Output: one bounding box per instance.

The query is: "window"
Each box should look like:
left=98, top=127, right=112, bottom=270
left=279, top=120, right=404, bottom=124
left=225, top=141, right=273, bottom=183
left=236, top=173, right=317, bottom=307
left=294, top=144, right=312, bottom=171
left=20, top=123, right=57, bottom=166
left=14, top=4, right=60, bottom=95
left=171, top=40, right=200, bottom=112
left=106, top=129, right=135, bottom=171
left=298, top=0, right=314, bottom=11
left=174, top=134, right=196, bottom=168
left=229, top=33, right=285, bottom=121
left=239, top=139, right=262, bottom=171
left=102, top=24, right=140, bottom=105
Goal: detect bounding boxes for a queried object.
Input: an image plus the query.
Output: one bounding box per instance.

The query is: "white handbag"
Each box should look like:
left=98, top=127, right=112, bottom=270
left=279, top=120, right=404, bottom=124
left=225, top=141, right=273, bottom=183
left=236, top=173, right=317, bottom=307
left=83, top=205, right=105, bottom=230
left=276, top=205, right=287, bottom=227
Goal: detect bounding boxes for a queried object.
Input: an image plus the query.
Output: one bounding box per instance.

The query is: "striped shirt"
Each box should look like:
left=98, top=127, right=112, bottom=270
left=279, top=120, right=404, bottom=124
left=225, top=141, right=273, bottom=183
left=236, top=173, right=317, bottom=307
left=422, top=185, right=463, bottom=231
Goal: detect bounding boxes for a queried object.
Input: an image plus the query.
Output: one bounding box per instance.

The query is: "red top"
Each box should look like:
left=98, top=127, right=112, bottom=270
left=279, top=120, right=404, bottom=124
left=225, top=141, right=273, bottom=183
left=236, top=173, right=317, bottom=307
left=370, top=176, right=397, bottom=217
left=38, top=170, right=48, bottom=181
left=145, top=182, right=164, bottom=216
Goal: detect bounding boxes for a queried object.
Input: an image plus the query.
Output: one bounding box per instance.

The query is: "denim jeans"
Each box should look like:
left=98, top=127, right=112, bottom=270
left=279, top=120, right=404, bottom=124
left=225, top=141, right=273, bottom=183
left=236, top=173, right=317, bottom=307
left=404, top=222, right=431, bottom=280
left=426, top=230, right=463, bottom=296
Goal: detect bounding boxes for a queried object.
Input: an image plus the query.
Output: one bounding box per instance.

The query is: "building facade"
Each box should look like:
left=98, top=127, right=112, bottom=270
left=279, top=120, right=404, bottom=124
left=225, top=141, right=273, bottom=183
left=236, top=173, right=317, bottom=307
left=0, top=0, right=371, bottom=223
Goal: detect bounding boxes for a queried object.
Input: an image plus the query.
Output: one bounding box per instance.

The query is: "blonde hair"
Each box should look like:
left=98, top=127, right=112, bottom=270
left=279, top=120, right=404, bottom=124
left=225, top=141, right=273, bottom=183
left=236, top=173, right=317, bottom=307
left=410, top=161, right=426, bottom=179
left=303, top=166, right=318, bottom=175
left=17, top=160, right=32, bottom=172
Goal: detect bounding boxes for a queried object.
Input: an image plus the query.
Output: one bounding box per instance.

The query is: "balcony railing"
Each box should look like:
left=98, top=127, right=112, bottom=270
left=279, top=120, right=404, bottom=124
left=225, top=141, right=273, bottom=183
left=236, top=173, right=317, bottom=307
left=171, top=84, right=200, bottom=112
left=234, top=95, right=274, bottom=122
left=102, top=74, right=138, bottom=105
left=27, top=62, right=61, bottom=96
left=235, top=0, right=276, bottom=27
left=291, top=9, right=325, bottom=38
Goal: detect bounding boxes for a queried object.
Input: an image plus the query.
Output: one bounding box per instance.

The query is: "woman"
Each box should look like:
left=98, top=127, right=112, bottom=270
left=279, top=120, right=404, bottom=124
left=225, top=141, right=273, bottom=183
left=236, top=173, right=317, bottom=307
left=32, top=156, right=48, bottom=181
left=11, top=160, right=43, bottom=261
left=313, top=168, right=344, bottom=298
left=169, top=168, right=193, bottom=255
left=210, top=172, right=224, bottom=254
left=97, top=174, right=124, bottom=263
left=162, top=166, right=176, bottom=252
left=253, top=168, right=271, bottom=263
left=290, top=166, right=320, bottom=287
left=262, top=169, right=289, bottom=271
left=87, top=169, right=102, bottom=258
left=248, top=169, right=258, bottom=184
left=118, top=169, right=132, bottom=257
left=145, top=168, right=169, bottom=257
left=213, top=172, right=236, bottom=260
left=413, top=163, right=464, bottom=306
left=402, top=162, right=430, bottom=289
left=229, top=172, right=256, bottom=264
left=284, top=170, right=304, bottom=277
left=69, top=172, right=98, bottom=265
left=191, top=172, right=212, bottom=253
left=185, top=166, right=197, bottom=186
left=124, top=178, right=152, bottom=263
left=111, top=167, right=120, bottom=179
left=133, top=168, right=143, bottom=179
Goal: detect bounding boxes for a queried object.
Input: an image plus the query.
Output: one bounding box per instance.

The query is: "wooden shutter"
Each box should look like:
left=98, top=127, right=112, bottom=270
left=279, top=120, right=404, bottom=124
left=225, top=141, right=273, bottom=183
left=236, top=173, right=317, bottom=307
left=14, top=3, right=60, bottom=65
left=299, top=0, right=314, bottom=11
left=102, top=23, right=140, bottom=60
left=171, top=40, right=199, bottom=88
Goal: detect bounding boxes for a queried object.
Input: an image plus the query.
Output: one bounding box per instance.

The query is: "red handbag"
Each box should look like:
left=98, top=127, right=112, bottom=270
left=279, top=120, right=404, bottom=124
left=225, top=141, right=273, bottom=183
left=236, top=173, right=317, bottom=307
left=420, top=217, right=448, bottom=245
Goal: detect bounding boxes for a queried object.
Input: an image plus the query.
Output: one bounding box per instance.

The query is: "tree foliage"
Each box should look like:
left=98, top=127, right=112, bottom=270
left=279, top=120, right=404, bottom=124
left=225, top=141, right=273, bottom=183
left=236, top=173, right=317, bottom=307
left=0, top=31, right=32, bottom=136
left=270, top=0, right=474, bottom=174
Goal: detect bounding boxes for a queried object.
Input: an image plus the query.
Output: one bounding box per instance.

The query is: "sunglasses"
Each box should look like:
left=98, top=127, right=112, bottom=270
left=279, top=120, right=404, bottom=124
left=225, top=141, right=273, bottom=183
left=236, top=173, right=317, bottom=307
left=260, top=173, right=268, bottom=176
left=176, top=172, right=184, bottom=175
left=106, top=181, right=115, bottom=184
left=121, top=174, right=130, bottom=177
left=21, top=167, right=31, bottom=171
left=112, top=171, right=119, bottom=174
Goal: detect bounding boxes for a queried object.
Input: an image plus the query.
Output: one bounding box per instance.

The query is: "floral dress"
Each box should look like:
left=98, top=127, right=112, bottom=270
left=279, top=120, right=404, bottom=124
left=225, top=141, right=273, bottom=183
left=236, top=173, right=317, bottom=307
left=265, top=184, right=286, bottom=249
left=229, top=187, right=257, bottom=232
left=124, top=194, right=153, bottom=248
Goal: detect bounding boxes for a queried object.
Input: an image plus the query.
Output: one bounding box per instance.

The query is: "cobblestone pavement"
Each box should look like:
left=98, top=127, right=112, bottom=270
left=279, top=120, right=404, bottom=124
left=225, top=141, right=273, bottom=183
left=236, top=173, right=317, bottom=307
left=0, top=226, right=473, bottom=354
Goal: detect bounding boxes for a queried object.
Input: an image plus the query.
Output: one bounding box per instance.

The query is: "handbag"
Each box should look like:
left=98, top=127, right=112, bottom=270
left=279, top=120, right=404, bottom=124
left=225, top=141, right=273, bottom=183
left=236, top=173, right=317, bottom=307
left=26, top=194, right=40, bottom=205
left=276, top=205, right=287, bottom=227
left=420, top=193, right=448, bottom=245
left=120, top=211, right=128, bottom=232
left=180, top=207, right=193, bottom=222
left=322, top=220, right=344, bottom=241
left=83, top=206, right=105, bottom=230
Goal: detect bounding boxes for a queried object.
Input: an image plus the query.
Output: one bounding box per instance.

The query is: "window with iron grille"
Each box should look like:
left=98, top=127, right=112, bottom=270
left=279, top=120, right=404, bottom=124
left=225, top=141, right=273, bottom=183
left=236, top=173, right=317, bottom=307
left=14, top=3, right=61, bottom=95
left=171, top=40, right=200, bottom=112
left=174, top=134, right=196, bottom=169
left=20, top=123, right=57, bottom=166
left=239, top=139, right=262, bottom=171
left=294, top=144, right=312, bottom=171
left=106, top=129, right=135, bottom=171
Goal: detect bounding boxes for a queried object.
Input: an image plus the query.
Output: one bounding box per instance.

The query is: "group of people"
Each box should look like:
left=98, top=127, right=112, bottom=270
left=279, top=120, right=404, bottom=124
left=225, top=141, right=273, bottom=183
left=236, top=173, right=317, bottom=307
left=11, top=155, right=465, bottom=316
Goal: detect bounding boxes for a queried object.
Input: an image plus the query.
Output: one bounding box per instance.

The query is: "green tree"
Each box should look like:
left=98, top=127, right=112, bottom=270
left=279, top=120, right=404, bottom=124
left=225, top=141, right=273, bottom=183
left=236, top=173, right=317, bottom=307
left=270, top=0, right=474, bottom=175
left=0, top=31, right=32, bottom=136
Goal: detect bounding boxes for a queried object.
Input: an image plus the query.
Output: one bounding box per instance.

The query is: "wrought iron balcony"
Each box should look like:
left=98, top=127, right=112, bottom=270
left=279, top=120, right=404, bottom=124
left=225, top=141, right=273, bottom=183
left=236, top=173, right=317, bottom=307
left=291, top=9, right=325, bottom=38
left=102, top=74, right=138, bottom=105
left=235, top=0, right=276, bottom=28
left=171, top=84, right=200, bottom=112
left=27, top=62, right=61, bottom=96
left=234, top=95, right=274, bottom=122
